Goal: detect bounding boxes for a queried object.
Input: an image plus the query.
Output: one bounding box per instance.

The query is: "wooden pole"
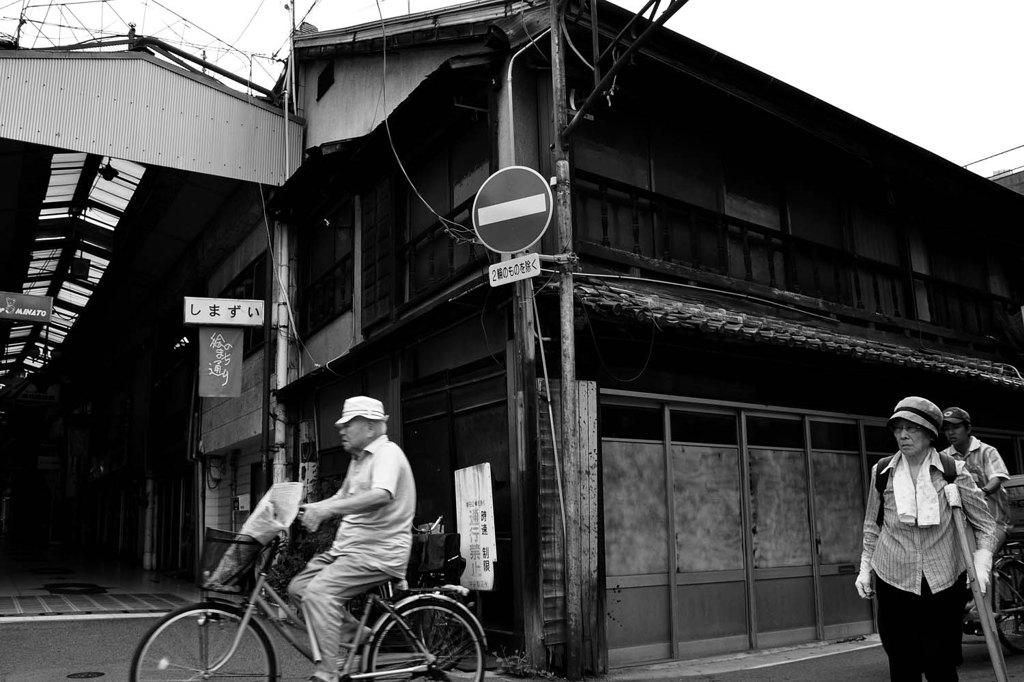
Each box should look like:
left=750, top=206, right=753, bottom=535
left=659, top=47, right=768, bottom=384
left=944, top=484, right=1009, bottom=682
left=550, top=0, right=582, bottom=678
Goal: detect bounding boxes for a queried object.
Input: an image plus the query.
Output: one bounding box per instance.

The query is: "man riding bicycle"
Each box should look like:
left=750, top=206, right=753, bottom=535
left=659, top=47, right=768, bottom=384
left=288, top=396, right=416, bottom=682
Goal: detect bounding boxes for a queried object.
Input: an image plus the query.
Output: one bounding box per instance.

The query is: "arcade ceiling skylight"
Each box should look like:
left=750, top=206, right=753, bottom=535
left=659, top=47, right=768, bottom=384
left=1, top=152, right=143, bottom=379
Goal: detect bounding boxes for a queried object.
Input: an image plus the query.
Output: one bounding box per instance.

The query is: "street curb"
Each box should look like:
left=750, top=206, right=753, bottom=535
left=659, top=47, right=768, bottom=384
left=485, top=635, right=883, bottom=681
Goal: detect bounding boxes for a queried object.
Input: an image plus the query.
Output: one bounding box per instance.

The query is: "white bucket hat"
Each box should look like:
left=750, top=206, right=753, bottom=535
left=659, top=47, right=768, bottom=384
left=334, top=396, right=389, bottom=426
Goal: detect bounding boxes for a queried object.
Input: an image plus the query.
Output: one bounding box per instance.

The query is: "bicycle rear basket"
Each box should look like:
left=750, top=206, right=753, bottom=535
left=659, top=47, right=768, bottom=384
left=199, top=527, right=264, bottom=594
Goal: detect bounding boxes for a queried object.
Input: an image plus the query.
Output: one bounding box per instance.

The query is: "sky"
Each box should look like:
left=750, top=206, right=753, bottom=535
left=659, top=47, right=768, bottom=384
left=2, top=0, right=1024, bottom=178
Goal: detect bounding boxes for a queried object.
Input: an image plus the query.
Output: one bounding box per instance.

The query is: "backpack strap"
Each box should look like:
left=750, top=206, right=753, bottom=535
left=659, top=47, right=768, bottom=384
left=874, top=453, right=958, bottom=527
left=938, top=452, right=958, bottom=484
left=874, top=455, right=894, bottom=527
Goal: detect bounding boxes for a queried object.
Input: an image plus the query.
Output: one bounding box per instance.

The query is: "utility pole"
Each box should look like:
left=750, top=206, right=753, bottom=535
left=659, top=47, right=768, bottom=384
left=549, top=1, right=582, bottom=679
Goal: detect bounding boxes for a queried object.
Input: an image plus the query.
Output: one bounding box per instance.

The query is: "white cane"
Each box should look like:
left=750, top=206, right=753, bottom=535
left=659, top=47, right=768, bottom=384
left=944, top=483, right=1009, bottom=682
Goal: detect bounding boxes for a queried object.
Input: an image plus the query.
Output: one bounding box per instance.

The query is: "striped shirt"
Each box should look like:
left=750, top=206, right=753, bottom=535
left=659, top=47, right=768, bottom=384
left=859, top=448, right=996, bottom=595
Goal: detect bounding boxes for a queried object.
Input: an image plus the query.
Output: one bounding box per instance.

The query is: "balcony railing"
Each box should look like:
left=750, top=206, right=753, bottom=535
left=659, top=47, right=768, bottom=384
left=574, top=169, right=1008, bottom=338
left=400, top=194, right=484, bottom=302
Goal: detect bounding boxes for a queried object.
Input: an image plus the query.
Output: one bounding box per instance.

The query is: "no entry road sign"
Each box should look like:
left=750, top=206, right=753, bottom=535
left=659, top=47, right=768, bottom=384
left=472, top=166, right=553, bottom=253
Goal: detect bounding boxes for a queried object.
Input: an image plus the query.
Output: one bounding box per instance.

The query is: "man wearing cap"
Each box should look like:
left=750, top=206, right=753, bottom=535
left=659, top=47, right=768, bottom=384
left=941, top=406, right=1011, bottom=553
left=288, top=396, right=415, bottom=682
left=856, top=396, right=996, bottom=681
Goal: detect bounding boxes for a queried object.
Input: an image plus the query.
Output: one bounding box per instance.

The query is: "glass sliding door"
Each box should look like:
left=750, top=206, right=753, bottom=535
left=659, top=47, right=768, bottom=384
left=670, top=409, right=747, bottom=658
left=602, top=406, right=671, bottom=666
left=745, top=414, right=816, bottom=647
left=600, top=395, right=893, bottom=664
left=809, top=419, right=873, bottom=638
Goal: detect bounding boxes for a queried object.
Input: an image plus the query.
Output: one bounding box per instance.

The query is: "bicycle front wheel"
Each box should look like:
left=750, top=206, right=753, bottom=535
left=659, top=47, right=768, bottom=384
left=365, top=598, right=484, bottom=681
left=993, top=557, right=1024, bottom=653
left=130, top=601, right=277, bottom=681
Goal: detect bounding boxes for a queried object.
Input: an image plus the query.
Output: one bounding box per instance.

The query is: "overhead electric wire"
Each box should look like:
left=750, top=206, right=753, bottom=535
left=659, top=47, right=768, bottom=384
left=374, top=0, right=477, bottom=244
left=29, top=1, right=55, bottom=47
left=962, top=142, right=1024, bottom=168
left=101, top=1, right=133, bottom=37
left=59, top=4, right=98, bottom=41
left=233, top=0, right=268, bottom=44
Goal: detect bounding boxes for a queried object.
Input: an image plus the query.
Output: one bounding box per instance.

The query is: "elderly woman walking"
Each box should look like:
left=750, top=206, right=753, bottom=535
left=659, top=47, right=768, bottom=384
left=856, top=396, right=996, bottom=682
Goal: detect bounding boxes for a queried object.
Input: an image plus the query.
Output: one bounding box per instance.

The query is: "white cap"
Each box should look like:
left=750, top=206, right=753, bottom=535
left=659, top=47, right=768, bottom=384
left=334, top=396, right=389, bottom=426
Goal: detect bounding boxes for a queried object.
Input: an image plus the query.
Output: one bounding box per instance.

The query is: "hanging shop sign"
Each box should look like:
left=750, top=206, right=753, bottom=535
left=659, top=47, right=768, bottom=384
left=184, top=296, right=264, bottom=327
left=454, top=463, right=498, bottom=591
left=197, top=326, right=243, bottom=398
left=0, top=291, right=53, bottom=323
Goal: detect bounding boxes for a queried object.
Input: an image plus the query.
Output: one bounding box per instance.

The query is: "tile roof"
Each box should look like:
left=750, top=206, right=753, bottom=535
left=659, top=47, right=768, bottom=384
left=574, top=276, right=1024, bottom=391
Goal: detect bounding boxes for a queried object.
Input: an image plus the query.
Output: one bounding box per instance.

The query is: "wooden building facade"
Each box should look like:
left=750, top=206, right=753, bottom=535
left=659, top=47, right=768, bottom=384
left=273, top=0, right=1024, bottom=673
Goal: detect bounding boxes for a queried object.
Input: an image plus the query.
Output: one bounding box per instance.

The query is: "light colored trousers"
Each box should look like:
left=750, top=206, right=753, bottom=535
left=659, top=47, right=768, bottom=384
left=287, top=551, right=391, bottom=676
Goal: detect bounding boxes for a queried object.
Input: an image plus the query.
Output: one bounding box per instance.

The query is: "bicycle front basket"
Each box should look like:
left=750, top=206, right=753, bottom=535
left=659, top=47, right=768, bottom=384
left=199, top=527, right=263, bottom=594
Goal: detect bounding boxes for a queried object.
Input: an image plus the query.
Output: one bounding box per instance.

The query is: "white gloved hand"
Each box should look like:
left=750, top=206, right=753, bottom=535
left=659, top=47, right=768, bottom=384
left=299, top=503, right=325, bottom=532
left=973, top=548, right=993, bottom=596
left=855, top=570, right=874, bottom=599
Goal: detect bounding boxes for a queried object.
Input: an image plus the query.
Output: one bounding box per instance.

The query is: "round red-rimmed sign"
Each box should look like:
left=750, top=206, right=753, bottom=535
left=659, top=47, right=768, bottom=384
left=471, top=166, right=553, bottom=253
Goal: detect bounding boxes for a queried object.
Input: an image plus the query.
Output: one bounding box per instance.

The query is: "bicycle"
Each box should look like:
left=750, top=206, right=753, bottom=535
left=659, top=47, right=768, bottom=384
left=129, top=526, right=487, bottom=681
left=964, top=538, right=1024, bottom=653
left=990, top=539, right=1024, bottom=652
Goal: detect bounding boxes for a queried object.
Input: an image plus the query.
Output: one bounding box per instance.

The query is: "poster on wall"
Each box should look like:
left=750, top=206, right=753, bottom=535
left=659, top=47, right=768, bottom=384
left=198, top=326, right=243, bottom=397
left=454, top=463, right=498, bottom=591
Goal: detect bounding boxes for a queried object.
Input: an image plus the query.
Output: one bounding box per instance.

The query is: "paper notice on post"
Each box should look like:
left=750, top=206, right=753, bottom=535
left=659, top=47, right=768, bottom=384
left=239, top=482, right=304, bottom=544
left=455, top=463, right=498, bottom=591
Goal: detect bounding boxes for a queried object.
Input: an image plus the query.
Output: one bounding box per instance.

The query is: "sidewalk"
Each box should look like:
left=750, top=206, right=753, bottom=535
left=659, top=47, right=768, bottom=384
left=488, top=635, right=883, bottom=681
left=0, top=538, right=199, bottom=619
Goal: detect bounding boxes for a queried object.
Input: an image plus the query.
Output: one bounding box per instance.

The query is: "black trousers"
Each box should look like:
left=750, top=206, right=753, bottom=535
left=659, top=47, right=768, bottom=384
left=876, top=572, right=969, bottom=682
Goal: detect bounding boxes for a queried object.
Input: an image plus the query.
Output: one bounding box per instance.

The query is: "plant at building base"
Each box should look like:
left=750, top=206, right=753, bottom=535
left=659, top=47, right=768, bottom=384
left=493, top=647, right=559, bottom=680
left=264, top=516, right=341, bottom=599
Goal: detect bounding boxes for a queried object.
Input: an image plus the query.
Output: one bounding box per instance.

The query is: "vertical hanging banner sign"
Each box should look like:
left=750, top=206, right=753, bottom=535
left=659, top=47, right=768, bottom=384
left=198, top=326, right=243, bottom=398
left=454, top=463, right=498, bottom=591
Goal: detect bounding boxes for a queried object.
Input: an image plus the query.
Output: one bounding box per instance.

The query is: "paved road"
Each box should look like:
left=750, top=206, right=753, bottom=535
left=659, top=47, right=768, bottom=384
left=0, top=616, right=313, bottom=681
left=1, top=618, right=1022, bottom=681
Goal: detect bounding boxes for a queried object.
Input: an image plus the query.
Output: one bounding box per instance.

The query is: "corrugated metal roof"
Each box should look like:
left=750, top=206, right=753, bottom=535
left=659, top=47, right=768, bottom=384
left=574, top=275, right=1024, bottom=391
left=0, top=51, right=303, bottom=186
left=293, top=0, right=534, bottom=52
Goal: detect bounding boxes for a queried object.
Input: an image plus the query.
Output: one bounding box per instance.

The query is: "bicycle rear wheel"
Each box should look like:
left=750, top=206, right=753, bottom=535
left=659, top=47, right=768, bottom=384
left=993, top=557, right=1024, bottom=653
left=365, top=598, right=484, bottom=681
left=130, top=601, right=277, bottom=681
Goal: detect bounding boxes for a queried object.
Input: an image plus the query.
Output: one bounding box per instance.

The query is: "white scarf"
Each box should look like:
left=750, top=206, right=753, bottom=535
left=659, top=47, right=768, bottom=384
left=891, top=451, right=941, bottom=526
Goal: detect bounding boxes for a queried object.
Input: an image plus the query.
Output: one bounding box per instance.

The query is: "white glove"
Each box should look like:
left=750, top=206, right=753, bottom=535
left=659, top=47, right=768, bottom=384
left=855, top=570, right=874, bottom=599
left=298, top=503, right=325, bottom=532
left=973, top=549, right=993, bottom=596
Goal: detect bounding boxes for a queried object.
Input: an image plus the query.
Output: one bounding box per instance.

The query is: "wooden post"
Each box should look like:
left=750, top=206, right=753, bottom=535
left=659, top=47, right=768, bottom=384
left=509, top=278, right=544, bottom=665
left=944, top=484, right=1008, bottom=682
left=550, top=1, right=582, bottom=678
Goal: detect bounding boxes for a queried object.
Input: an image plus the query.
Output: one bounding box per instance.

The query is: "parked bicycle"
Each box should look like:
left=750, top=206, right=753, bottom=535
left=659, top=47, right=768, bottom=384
left=129, top=527, right=486, bottom=681
left=964, top=538, right=1024, bottom=652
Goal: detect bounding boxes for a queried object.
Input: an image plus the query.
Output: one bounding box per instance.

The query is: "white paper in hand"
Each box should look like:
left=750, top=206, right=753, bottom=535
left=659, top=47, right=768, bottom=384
left=239, top=482, right=304, bottom=544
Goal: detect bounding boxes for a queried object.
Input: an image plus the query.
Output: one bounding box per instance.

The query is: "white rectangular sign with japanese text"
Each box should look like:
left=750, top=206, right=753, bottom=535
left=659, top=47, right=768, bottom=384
left=454, top=463, right=498, bottom=591
left=487, top=252, right=540, bottom=287
left=184, top=297, right=264, bottom=327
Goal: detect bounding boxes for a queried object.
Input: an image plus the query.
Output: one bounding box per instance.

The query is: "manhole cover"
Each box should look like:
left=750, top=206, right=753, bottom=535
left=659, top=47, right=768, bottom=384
left=67, top=673, right=105, bottom=679
left=43, top=582, right=107, bottom=595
